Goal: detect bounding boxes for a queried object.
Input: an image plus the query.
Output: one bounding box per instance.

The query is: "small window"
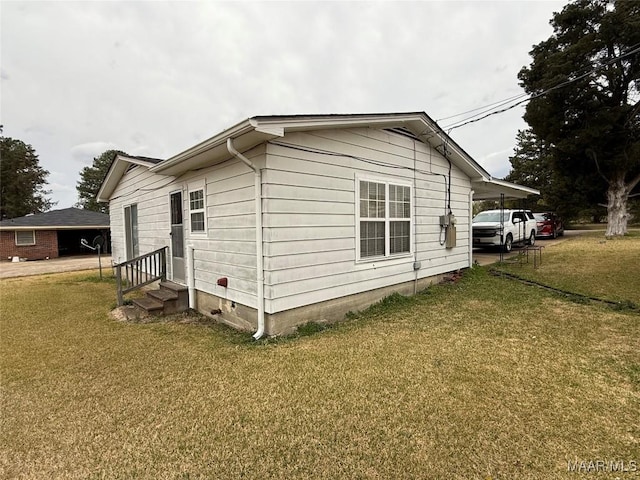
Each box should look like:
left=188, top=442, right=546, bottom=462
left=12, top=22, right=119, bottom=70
left=189, top=188, right=206, bottom=233
left=124, top=204, right=139, bottom=259
left=358, top=179, right=412, bottom=260
left=15, top=230, right=36, bottom=246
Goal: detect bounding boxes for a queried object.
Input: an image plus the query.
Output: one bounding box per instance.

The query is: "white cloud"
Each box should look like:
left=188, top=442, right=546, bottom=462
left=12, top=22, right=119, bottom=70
left=70, top=142, right=119, bottom=165
left=1, top=0, right=566, bottom=208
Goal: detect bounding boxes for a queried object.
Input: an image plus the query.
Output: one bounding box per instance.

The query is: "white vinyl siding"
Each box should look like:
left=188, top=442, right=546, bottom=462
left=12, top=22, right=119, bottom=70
left=109, top=166, right=177, bottom=265
left=263, top=127, right=472, bottom=313
left=107, top=126, right=474, bottom=317
left=108, top=149, right=264, bottom=308
left=186, top=148, right=263, bottom=308
left=15, top=230, right=35, bottom=246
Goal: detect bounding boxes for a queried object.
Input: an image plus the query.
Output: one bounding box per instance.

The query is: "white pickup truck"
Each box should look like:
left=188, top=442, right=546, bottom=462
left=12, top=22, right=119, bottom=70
left=472, top=209, right=537, bottom=252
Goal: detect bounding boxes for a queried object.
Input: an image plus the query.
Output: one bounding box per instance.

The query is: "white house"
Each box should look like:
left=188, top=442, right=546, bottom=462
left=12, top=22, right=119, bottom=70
left=98, top=112, right=538, bottom=337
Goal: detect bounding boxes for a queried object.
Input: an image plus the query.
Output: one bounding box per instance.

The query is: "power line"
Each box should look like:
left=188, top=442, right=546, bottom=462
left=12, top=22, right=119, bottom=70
left=436, top=92, right=528, bottom=122
left=439, top=42, right=640, bottom=133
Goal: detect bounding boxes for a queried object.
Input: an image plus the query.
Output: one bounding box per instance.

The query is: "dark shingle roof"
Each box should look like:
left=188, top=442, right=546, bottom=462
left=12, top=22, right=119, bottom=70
left=0, top=208, right=110, bottom=229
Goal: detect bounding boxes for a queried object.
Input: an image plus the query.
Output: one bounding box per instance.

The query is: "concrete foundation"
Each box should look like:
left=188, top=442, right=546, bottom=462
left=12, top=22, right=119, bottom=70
left=195, top=273, right=447, bottom=336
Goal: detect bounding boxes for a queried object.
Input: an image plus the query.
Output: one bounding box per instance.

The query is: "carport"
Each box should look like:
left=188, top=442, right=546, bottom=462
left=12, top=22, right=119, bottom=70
left=470, top=178, right=540, bottom=264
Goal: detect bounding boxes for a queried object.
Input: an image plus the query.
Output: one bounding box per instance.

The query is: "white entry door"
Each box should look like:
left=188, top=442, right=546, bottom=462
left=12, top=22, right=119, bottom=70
left=169, top=191, right=185, bottom=283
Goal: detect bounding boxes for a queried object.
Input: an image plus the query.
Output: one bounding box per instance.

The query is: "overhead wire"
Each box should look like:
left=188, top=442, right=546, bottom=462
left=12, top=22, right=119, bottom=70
left=267, top=140, right=449, bottom=181
left=436, top=92, right=529, bottom=122
left=438, top=42, right=640, bottom=132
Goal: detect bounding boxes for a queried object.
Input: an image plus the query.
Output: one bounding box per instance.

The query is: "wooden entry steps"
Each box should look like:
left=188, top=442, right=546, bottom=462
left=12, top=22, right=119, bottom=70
left=132, top=281, right=189, bottom=316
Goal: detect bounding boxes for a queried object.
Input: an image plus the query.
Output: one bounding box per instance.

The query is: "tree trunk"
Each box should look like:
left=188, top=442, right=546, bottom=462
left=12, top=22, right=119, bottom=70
left=605, top=176, right=628, bottom=237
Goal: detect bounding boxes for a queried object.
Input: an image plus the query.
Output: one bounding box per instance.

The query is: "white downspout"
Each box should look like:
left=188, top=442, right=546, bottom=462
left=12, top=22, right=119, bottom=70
left=227, top=138, right=265, bottom=340
left=187, top=245, right=196, bottom=308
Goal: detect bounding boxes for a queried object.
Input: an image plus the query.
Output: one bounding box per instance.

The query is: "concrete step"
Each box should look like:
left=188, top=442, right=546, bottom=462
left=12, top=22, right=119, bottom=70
left=148, top=289, right=178, bottom=302
left=160, top=281, right=188, bottom=293
left=132, top=296, right=164, bottom=314
left=159, top=281, right=189, bottom=314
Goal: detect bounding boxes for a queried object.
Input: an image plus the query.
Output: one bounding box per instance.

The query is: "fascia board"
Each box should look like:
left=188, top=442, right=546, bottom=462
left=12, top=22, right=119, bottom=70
left=97, top=155, right=138, bottom=202
left=251, top=112, right=428, bottom=132
left=96, top=154, right=159, bottom=202
left=483, top=178, right=540, bottom=196
left=471, top=178, right=540, bottom=199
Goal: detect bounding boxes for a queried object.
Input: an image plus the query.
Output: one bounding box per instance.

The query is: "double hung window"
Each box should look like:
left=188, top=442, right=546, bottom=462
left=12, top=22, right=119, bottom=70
left=358, top=178, right=411, bottom=260
left=189, top=188, right=206, bottom=234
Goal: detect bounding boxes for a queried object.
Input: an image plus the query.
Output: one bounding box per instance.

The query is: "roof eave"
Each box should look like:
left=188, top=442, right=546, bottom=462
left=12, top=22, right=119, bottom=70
left=471, top=177, right=540, bottom=200
left=251, top=112, right=427, bottom=131
left=150, top=120, right=260, bottom=176
left=97, top=155, right=158, bottom=202
left=98, top=112, right=532, bottom=201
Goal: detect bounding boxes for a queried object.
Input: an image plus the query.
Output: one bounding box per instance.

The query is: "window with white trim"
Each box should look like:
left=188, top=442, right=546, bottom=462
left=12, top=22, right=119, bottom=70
left=189, top=188, right=206, bottom=233
left=124, top=204, right=139, bottom=259
left=15, top=230, right=36, bottom=246
left=358, top=179, right=411, bottom=259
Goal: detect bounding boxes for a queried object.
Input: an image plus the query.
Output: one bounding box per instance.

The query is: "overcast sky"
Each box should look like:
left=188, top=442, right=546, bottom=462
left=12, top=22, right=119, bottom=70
left=1, top=0, right=567, bottom=209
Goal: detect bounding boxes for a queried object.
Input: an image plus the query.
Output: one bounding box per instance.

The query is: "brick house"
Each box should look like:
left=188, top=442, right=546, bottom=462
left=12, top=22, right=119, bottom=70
left=0, top=208, right=110, bottom=261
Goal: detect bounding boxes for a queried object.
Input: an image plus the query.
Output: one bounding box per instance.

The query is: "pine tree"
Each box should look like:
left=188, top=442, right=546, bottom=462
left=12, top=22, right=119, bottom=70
left=76, top=150, right=126, bottom=214
left=0, top=133, right=54, bottom=219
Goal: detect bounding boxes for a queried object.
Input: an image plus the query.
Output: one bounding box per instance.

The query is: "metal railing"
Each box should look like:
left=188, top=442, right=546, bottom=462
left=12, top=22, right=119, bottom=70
left=114, top=247, right=167, bottom=305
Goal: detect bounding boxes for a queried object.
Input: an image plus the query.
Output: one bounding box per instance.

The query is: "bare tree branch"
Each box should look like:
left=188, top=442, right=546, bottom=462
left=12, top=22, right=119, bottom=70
left=626, top=171, right=640, bottom=194
left=586, top=149, right=611, bottom=185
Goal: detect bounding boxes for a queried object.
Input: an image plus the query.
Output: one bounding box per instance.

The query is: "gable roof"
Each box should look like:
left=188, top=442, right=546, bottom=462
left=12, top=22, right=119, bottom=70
left=97, top=112, right=539, bottom=201
left=97, top=155, right=164, bottom=204
left=0, top=208, right=110, bottom=230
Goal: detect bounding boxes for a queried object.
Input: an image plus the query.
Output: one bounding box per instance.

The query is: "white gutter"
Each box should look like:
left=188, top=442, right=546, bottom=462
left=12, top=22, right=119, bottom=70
left=153, top=121, right=255, bottom=174
left=226, top=138, right=265, bottom=340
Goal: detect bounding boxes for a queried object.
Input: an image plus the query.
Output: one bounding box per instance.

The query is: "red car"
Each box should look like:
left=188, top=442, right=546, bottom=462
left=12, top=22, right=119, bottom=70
left=534, top=212, right=564, bottom=239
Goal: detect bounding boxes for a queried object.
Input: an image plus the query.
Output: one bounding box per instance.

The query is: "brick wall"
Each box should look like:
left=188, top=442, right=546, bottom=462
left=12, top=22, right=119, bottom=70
left=0, top=230, right=59, bottom=260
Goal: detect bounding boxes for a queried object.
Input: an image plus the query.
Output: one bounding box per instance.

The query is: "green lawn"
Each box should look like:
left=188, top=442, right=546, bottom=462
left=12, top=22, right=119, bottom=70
left=497, top=230, right=640, bottom=306
left=1, top=241, right=639, bottom=479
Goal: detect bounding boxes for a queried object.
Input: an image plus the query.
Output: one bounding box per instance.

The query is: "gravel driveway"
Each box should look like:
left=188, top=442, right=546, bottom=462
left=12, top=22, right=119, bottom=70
left=0, top=255, right=112, bottom=279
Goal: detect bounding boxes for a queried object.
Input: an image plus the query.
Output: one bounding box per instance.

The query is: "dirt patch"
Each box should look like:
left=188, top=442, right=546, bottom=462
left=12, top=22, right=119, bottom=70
left=110, top=305, right=150, bottom=323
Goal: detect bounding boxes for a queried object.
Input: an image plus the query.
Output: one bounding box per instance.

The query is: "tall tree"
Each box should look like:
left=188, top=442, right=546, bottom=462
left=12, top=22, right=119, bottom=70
left=505, top=128, right=606, bottom=220
left=518, top=0, right=640, bottom=236
left=76, top=149, right=126, bottom=214
left=0, top=133, right=54, bottom=219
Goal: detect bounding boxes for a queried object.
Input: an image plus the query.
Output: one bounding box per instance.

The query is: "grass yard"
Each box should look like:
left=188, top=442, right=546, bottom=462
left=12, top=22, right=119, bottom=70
left=497, top=230, right=640, bottom=306
left=1, top=237, right=639, bottom=479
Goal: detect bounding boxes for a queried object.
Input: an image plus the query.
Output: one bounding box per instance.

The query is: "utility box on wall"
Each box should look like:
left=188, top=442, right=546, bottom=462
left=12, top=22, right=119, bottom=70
left=445, top=225, right=457, bottom=248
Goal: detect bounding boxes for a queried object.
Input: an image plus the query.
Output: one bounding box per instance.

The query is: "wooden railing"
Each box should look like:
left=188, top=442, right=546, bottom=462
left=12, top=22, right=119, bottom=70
left=114, top=247, right=168, bottom=305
